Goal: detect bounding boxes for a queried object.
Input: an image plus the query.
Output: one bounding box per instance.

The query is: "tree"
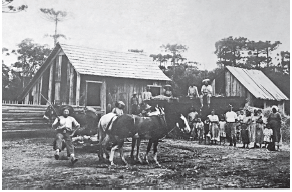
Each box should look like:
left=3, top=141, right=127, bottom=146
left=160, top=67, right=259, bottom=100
left=215, top=36, right=248, bottom=67
left=280, top=51, right=290, bottom=73
left=11, top=39, right=51, bottom=89
left=2, top=0, right=27, bottom=13
left=263, top=41, right=281, bottom=67
left=40, top=8, right=69, bottom=46
left=150, top=53, right=172, bottom=68
left=160, top=44, right=188, bottom=66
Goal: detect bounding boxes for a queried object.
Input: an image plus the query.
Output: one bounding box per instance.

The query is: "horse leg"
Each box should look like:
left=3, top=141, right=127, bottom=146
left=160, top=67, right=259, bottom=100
left=118, top=140, right=128, bottom=166
left=136, top=138, right=142, bottom=164
left=98, top=128, right=105, bottom=162
left=109, top=144, right=119, bottom=166
left=100, top=134, right=110, bottom=162
left=130, top=138, right=136, bottom=159
left=144, top=140, right=152, bottom=164
left=153, top=139, right=161, bottom=167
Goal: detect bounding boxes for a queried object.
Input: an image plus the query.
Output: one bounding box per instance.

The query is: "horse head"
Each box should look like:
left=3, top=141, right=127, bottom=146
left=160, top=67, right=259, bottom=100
left=43, top=105, right=58, bottom=122
left=175, top=114, right=191, bottom=133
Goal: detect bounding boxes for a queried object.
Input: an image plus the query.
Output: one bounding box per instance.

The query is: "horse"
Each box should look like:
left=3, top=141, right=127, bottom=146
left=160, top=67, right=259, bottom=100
left=97, top=112, right=138, bottom=165
left=130, top=107, right=191, bottom=167
left=43, top=105, right=100, bottom=136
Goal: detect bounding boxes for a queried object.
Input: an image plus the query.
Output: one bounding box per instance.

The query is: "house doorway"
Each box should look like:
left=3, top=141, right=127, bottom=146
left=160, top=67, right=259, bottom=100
left=86, top=81, right=101, bottom=106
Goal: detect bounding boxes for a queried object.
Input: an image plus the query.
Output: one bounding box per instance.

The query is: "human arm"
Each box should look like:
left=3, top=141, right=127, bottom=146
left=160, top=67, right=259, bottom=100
left=52, top=117, right=60, bottom=129
left=195, top=87, right=199, bottom=97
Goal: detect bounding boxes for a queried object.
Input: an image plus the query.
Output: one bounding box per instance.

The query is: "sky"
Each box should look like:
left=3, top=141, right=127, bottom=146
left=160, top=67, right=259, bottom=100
left=2, top=0, right=290, bottom=70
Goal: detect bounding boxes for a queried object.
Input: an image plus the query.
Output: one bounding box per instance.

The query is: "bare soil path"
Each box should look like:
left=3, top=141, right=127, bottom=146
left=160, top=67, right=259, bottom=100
left=2, top=134, right=290, bottom=189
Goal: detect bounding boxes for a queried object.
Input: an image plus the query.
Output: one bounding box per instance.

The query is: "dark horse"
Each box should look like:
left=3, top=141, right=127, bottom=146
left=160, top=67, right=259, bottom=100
left=97, top=107, right=190, bottom=166
left=130, top=107, right=191, bottom=167
left=44, top=105, right=100, bottom=136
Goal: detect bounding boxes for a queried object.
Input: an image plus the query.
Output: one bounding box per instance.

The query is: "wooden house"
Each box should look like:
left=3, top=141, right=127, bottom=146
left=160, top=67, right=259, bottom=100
left=18, top=43, right=170, bottom=114
left=211, top=66, right=289, bottom=113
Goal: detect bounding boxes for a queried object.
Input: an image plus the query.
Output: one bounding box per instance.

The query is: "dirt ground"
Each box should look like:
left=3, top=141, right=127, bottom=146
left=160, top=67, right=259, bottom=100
left=2, top=131, right=290, bottom=189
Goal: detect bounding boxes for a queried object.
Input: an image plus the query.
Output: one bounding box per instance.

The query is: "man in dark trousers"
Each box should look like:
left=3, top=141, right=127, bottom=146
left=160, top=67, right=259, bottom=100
left=52, top=107, right=80, bottom=165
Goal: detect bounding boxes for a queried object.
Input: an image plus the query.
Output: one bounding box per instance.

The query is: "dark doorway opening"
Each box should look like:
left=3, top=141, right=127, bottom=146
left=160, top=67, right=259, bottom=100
left=86, top=82, right=101, bottom=106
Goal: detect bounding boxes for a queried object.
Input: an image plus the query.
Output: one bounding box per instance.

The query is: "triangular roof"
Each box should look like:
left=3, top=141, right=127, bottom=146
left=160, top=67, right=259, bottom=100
left=226, top=66, right=288, bottom=101
left=18, top=43, right=170, bottom=100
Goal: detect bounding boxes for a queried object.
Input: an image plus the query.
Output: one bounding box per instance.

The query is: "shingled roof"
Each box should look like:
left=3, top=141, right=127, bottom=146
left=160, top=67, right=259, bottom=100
left=226, top=66, right=288, bottom=101
left=61, top=43, right=170, bottom=81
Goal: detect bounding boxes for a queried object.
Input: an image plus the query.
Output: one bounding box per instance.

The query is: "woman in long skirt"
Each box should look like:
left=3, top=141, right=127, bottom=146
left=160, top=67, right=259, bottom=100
left=241, top=110, right=252, bottom=148
left=207, top=109, right=220, bottom=144
left=267, top=106, right=281, bottom=151
left=254, top=109, right=264, bottom=148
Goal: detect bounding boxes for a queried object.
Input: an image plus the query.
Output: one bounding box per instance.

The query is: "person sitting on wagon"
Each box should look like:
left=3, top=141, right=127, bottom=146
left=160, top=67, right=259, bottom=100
left=142, top=86, right=152, bottom=102
left=164, top=85, right=173, bottom=97
left=199, top=79, right=213, bottom=108
left=52, top=107, right=80, bottom=165
left=112, top=101, right=125, bottom=116
left=187, top=83, right=199, bottom=99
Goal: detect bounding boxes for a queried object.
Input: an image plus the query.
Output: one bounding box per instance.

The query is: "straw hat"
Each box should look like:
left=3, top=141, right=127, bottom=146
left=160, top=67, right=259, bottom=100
left=202, top=79, right=210, bottom=83
left=118, top=101, right=125, bottom=106
left=144, top=104, right=151, bottom=110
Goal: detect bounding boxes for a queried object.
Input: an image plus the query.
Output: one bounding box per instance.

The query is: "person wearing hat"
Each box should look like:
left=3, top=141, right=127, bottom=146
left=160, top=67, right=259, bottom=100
left=199, top=79, right=212, bottom=108
left=225, top=105, right=238, bottom=147
left=267, top=105, right=282, bottom=151
left=187, top=83, right=199, bottom=99
left=112, top=101, right=125, bottom=116
left=52, top=107, right=80, bottom=165
left=131, top=92, right=139, bottom=115
left=164, top=85, right=173, bottom=97
left=141, top=104, right=152, bottom=117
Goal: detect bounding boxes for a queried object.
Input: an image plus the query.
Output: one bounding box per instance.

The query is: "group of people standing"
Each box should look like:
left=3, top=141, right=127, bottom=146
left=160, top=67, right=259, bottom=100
left=188, top=105, right=282, bottom=151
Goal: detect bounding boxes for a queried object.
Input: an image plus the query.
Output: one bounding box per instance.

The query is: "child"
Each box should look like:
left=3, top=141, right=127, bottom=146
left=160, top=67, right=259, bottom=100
left=204, top=118, right=210, bottom=144
left=196, top=118, right=204, bottom=143
left=263, top=125, right=273, bottom=149
left=218, top=115, right=227, bottom=145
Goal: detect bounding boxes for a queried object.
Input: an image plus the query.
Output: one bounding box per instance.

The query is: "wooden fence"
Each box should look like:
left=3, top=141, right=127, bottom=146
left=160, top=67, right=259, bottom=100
left=2, top=104, right=49, bottom=131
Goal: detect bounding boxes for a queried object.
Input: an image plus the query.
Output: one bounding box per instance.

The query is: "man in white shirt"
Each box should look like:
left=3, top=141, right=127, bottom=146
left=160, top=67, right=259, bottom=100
left=199, top=80, right=213, bottom=108
left=142, top=87, right=152, bottom=102
left=52, top=108, right=80, bottom=164
left=187, top=83, right=199, bottom=99
left=225, top=105, right=238, bottom=147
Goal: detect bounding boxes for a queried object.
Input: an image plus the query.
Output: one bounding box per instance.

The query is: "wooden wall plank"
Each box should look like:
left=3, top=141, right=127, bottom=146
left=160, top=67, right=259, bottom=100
left=101, top=79, right=106, bottom=114
left=76, top=73, right=80, bottom=106
left=69, top=63, right=75, bottom=105
left=47, top=64, right=54, bottom=104
left=225, top=71, right=230, bottom=97
left=54, top=55, right=62, bottom=105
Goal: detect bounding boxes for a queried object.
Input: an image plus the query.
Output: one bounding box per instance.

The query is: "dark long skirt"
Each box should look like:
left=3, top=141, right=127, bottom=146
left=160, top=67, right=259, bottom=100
left=270, top=120, right=281, bottom=143
left=255, top=123, right=264, bottom=144
left=241, top=124, right=250, bottom=144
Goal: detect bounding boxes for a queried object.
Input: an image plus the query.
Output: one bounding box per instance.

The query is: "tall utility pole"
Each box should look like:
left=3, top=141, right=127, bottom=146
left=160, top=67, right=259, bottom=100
left=40, top=8, right=68, bottom=46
